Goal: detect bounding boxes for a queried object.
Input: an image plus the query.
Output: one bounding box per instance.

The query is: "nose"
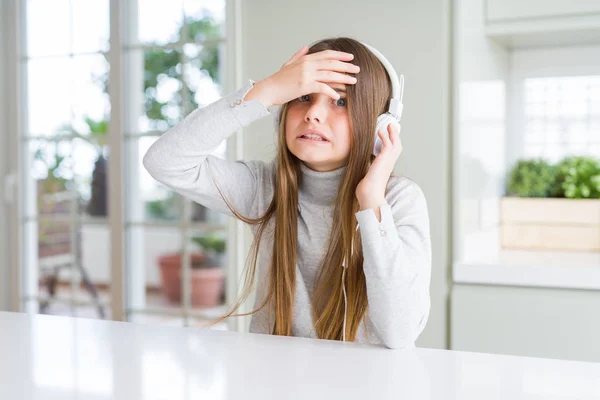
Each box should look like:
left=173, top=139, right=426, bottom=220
left=304, top=100, right=328, bottom=124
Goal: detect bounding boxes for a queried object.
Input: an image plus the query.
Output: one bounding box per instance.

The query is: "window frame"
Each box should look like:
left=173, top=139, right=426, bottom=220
left=3, top=0, right=249, bottom=332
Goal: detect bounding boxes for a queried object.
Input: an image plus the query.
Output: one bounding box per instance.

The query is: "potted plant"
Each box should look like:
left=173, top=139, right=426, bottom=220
left=145, top=192, right=179, bottom=220
left=501, top=156, right=600, bottom=252
left=158, top=232, right=226, bottom=307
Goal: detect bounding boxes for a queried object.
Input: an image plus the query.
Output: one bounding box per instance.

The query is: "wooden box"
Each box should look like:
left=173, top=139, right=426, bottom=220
left=500, top=197, right=600, bottom=252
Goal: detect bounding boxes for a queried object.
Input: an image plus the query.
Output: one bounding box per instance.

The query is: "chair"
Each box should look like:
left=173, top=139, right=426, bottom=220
left=37, top=190, right=105, bottom=318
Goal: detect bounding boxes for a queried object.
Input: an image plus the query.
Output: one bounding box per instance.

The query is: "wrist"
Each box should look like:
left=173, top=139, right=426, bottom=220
left=357, top=196, right=386, bottom=211
left=243, top=79, right=275, bottom=108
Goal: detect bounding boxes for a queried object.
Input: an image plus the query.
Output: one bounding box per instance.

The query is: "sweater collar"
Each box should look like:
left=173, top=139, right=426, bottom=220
left=298, top=161, right=346, bottom=206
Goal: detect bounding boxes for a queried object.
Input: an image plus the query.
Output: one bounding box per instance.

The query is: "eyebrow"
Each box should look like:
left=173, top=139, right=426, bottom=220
left=332, top=88, right=347, bottom=94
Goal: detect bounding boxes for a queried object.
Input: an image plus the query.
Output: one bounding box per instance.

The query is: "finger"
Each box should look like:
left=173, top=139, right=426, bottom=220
left=315, top=71, right=357, bottom=85
left=388, top=123, right=400, bottom=146
left=316, top=60, right=360, bottom=74
left=283, top=45, right=309, bottom=67
left=305, top=49, right=354, bottom=62
left=378, top=128, right=391, bottom=149
left=390, top=123, right=403, bottom=153
left=384, top=126, right=393, bottom=144
left=315, top=83, right=340, bottom=100
left=377, top=131, right=388, bottom=154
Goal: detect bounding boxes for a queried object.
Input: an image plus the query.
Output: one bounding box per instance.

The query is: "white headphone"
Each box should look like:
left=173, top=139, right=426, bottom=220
left=363, top=43, right=404, bottom=156
left=272, top=42, right=404, bottom=157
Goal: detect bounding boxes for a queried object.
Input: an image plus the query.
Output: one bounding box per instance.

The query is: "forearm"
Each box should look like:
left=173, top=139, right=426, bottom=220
left=354, top=189, right=432, bottom=349
left=143, top=80, right=268, bottom=179
left=142, top=80, right=270, bottom=218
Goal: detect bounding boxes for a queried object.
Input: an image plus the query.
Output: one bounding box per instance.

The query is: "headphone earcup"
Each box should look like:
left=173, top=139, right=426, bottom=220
left=373, top=113, right=396, bottom=156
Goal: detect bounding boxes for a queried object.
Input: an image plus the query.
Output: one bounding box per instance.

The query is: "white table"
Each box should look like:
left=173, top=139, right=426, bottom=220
left=1, top=311, right=599, bottom=399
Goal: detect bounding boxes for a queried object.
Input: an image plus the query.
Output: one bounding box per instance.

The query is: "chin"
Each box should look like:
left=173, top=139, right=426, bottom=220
left=290, top=147, right=325, bottom=163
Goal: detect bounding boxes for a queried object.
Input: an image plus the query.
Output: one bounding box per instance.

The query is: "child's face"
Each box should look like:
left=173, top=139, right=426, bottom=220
left=284, top=83, right=352, bottom=172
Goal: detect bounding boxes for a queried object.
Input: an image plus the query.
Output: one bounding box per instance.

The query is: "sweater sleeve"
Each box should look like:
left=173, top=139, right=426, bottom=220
left=354, top=178, right=432, bottom=349
left=142, top=80, right=271, bottom=219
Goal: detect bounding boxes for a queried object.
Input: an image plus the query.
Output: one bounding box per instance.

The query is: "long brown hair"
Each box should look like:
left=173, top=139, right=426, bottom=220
left=210, top=37, right=392, bottom=341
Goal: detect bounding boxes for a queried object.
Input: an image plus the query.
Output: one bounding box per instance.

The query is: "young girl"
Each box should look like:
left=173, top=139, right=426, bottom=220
left=143, top=37, right=431, bottom=349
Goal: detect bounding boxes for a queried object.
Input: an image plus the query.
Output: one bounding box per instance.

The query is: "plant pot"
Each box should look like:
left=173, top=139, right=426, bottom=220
left=158, top=253, right=225, bottom=307
left=500, top=197, right=600, bottom=252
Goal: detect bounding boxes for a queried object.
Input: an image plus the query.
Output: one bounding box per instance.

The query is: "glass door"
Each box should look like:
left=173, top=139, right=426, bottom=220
left=11, top=0, right=239, bottom=330
left=120, top=0, right=231, bottom=328
left=18, top=0, right=113, bottom=319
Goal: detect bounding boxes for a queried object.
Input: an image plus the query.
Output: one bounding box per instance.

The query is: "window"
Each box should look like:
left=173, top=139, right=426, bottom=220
left=522, top=75, right=600, bottom=163
left=9, top=0, right=237, bottom=329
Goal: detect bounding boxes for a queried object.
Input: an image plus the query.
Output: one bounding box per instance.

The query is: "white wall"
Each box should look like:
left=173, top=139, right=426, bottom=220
left=241, top=0, right=451, bottom=349
left=453, top=0, right=510, bottom=262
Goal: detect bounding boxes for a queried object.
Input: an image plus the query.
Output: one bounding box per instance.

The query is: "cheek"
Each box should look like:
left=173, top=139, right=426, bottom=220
left=284, top=108, right=302, bottom=133
left=333, top=116, right=352, bottom=149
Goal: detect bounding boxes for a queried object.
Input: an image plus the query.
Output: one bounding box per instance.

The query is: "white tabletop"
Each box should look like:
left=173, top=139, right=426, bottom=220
left=1, top=312, right=599, bottom=400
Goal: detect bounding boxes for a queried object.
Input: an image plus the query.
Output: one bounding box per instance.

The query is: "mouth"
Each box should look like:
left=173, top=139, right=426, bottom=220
left=297, top=130, right=330, bottom=142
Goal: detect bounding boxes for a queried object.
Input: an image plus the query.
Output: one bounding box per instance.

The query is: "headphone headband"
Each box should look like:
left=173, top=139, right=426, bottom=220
left=361, top=42, right=404, bottom=119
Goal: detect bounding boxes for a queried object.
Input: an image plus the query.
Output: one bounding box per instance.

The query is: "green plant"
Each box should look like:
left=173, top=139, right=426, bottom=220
left=182, top=233, right=226, bottom=270
left=57, top=115, right=109, bottom=216
left=554, top=156, right=600, bottom=199
left=191, top=233, right=226, bottom=254
left=34, top=143, right=72, bottom=191
left=145, top=192, right=179, bottom=220
left=61, top=116, right=109, bottom=151
left=506, top=159, right=557, bottom=198
left=38, top=15, right=220, bottom=208
left=139, top=18, right=221, bottom=129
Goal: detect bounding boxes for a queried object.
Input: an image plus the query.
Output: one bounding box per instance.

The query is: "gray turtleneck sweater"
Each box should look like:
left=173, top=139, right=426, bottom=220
left=143, top=80, right=432, bottom=349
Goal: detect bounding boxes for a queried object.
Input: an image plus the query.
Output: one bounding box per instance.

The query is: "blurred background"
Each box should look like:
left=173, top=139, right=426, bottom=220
left=1, top=0, right=599, bottom=367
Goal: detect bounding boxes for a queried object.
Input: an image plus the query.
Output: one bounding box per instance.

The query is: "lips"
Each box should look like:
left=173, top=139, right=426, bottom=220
left=297, top=130, right=329, bottom=142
